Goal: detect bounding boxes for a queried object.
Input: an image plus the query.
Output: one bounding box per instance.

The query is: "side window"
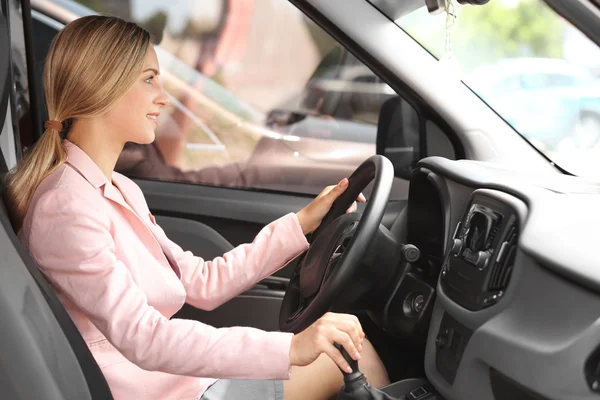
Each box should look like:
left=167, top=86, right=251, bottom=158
left=112, top=5, right=387, bottom=197
left=37, top=0, right=457, bottom=200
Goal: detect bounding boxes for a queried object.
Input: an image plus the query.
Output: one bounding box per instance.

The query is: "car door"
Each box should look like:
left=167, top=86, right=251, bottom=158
left=27, top=0, right=460, bottom=329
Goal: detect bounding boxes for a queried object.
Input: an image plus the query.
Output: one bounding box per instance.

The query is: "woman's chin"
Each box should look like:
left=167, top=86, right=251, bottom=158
left=132, top=131, right=156, bottom=145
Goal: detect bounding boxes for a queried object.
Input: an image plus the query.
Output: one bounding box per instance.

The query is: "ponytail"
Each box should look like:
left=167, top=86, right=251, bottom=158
left=4, top=120, right=67, bottom=231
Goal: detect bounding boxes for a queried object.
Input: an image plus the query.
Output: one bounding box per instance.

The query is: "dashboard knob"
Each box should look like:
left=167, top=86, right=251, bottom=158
left=435, top=328, right=454, bottom=349
left=401, top=244, right=421, bottom=263
left=411, top=294, right=425, bottom=314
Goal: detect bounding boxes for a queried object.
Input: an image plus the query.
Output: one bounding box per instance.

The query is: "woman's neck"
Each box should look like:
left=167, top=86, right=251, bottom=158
left=66, top=121, right=125, bottom=182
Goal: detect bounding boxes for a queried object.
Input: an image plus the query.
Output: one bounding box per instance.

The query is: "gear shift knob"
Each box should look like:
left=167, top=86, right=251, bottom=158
left=333, top=343, right=398, bottom=400
left=334, top=343, right=367, bottom=390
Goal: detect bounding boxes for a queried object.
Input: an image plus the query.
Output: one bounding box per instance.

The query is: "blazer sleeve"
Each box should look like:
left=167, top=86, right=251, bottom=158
left=25, top=187, right=294, bottom=380
left=158, top=213, right=309, bottom=311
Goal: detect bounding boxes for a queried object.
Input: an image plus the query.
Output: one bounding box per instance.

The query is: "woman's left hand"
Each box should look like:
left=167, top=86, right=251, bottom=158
left=296, top=178, right=366, bottom=235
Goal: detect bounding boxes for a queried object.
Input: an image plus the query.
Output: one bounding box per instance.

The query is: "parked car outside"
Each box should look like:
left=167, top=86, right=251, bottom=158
left=465, top=57, right=600, bottom=151
left=276, top=48, right=397, bottom=126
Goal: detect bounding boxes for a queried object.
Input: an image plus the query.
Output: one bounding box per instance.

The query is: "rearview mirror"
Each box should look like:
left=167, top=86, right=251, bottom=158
left=369, top=0, right=429, bottom=19
left=370, top=0, right=491, bottom=19
left=425, top=0, right=490, bottom=14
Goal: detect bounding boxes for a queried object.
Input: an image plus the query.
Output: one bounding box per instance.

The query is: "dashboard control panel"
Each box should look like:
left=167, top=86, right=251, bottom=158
left=440, top=192, right=520, bottom=311
left=435, top=312, right=473, bottom=384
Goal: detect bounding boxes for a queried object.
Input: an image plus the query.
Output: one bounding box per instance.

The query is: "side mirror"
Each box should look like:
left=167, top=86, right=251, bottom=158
left=376, top=96, right=420, bottom=181
left=265, top=108, right=312, bottom=128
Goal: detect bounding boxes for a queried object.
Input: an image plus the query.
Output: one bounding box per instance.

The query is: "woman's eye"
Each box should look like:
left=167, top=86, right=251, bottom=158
left=145, top=76, right=154, bottom=84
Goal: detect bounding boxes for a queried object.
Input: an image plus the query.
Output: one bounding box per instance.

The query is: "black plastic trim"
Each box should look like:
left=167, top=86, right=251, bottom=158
left=543, top=0, right=600, bottom=49
left=174, top=295, right=285, bottom=331
left=154, top=215, right=233, bottom=260
left=20, top=0, right=43, bottom=139
left=137, top=179, right=405, bottom=230
left=0, top=9, right=9, bottom=134
left=435, top=312, right=473, bottom=385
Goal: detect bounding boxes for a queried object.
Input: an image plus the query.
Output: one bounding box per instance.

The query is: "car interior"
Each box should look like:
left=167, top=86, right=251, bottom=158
left=2, top=0, right=600, bottom=399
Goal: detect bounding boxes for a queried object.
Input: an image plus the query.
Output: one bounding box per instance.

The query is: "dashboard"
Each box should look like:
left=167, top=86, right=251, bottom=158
left=388, top=156, right=600, bottom=400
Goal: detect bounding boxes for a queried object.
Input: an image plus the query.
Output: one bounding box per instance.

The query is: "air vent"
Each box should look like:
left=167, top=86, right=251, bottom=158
left=487, top=224, right=518, bottom=291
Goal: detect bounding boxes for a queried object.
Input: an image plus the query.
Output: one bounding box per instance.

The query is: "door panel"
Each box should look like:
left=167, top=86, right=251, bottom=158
left=138, top=178, right=407, bottom=279
left=175, top=295, right=285, bottom=331
left=154, top=215, right=233, bottom=260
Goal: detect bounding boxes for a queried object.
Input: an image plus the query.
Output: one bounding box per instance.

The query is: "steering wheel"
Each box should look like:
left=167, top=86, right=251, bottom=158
left=279, top=155, right=394, bottom=333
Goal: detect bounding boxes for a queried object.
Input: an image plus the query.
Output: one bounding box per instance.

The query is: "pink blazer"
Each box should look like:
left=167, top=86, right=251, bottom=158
left=19, top=141, right=309, bottom=400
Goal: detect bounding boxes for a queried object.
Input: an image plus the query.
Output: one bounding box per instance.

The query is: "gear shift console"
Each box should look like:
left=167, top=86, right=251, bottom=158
left=333, top=343, right=443, bottom=400
left=334, top=343, right=396, bottom=400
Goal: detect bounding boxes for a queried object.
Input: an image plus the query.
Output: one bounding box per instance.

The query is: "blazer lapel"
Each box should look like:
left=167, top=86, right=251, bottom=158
left=103, top=182, right=136, bottom=215
left=64, top=140, right=181, bottom=279
left=110, top=176, right=182, bottom=279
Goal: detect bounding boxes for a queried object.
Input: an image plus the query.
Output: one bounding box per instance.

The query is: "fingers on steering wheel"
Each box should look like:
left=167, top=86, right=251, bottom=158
left=330, top=179, right=349, bottom=200
left=345, top=201, right=357, bottom=214
left=345, top=192, right=367, bottom=213
left=319, top=185, right=336, bottom=199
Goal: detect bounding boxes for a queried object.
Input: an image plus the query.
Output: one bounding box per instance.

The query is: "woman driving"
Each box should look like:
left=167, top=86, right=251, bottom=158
left=4, top=15, right=388, bottom=400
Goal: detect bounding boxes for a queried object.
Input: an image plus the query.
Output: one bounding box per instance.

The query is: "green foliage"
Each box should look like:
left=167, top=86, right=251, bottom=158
left=140, top=10, right=168, bottom=44
left=400, top=0, right=566, bottom=73
left=303, top=17, right=339, bottom=58
left=75, top=0, right=107, bottom=13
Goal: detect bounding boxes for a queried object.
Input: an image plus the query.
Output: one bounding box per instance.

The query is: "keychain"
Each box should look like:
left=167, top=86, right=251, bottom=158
left=438, top=0, right=462, bottom=80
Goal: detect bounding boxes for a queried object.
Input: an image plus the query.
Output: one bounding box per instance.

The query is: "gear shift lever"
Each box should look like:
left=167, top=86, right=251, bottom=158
left=335, top=343, right=369, bottom=391
left=333, top=343, right=397, bottom=400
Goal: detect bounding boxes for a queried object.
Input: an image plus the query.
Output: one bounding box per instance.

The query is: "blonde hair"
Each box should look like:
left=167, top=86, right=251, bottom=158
left=4, top=15, right=151, bottom=231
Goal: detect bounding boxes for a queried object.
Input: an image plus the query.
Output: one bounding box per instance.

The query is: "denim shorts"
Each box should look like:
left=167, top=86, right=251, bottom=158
left=200, top=379, right=284, bottom=400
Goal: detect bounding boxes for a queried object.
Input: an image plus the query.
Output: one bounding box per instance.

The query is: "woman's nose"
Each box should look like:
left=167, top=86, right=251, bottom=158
left=155, top=84, right=170, bottom=108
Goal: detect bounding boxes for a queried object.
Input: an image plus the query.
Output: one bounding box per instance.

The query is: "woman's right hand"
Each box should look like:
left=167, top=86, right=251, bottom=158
left=289, top=312, right=365, bottom=373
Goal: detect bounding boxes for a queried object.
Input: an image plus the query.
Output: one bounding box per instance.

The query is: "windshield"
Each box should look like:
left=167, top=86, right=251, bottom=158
left=386, top=0, right=600, bottom=180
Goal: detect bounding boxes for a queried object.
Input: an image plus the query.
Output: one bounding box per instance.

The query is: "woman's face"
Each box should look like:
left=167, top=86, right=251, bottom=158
left=104, top=46, right=169, bottom=145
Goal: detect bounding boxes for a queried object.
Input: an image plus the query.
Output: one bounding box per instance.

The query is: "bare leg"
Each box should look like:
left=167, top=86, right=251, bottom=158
left=283, top=338, right=390, bottom=400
